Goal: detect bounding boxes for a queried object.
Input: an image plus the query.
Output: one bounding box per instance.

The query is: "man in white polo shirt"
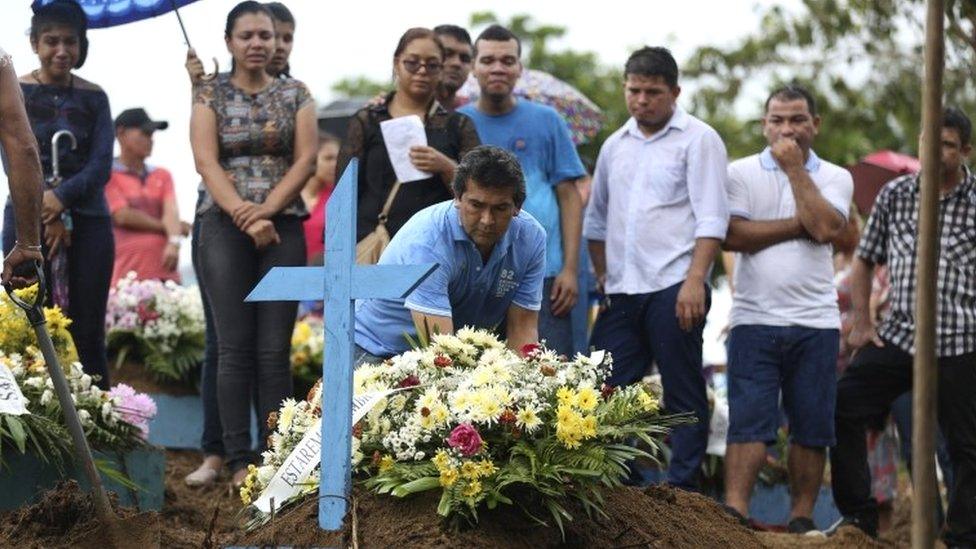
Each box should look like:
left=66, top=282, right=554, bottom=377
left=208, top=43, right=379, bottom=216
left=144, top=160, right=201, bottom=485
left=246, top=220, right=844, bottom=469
left=721, top=85, right=853, bottom=533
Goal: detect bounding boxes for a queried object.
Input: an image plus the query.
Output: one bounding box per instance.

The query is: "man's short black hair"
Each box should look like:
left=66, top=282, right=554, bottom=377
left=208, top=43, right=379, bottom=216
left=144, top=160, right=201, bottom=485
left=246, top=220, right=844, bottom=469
left=765, top=84, right=818, bottom=117
left=474, top=24, right=521, bottom=58
left=624, top=46, right=678, bottom=87
left=434, top=24, right=472, bottom=46
left=453, top=146, right=526, bottom=207
left=944, top=106, right=972, bottom=146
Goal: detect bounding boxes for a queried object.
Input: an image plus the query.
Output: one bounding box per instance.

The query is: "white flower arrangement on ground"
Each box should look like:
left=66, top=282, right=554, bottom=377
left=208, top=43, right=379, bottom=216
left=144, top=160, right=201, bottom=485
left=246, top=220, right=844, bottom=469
left=244, top=328, right=693, bottom=532
left=2, top=349, right=156, bottom=451
left=105, top=272, right=205, bottom=383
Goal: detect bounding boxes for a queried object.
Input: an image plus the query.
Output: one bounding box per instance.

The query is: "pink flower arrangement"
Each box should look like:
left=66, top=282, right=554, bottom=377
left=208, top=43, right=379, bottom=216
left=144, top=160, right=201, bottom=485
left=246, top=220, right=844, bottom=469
left=108, top=383, right=157, bottom=440
left=447, top=423, right=483, bottom=456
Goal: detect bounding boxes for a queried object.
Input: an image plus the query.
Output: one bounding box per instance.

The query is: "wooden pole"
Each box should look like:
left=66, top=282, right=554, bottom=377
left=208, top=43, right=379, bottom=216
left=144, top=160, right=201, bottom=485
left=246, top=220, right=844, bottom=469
left=912, top=0, right=944, bottom=546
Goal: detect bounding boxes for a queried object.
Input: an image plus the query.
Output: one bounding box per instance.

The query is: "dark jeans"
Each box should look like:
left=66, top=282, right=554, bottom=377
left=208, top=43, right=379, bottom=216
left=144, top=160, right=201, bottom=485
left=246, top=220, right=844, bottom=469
left=588, top=281, right=711, bottom=491
left=3, top=208, right=114, bottom=389
left=191, top=215, right=223, bottom=456
left=197, top=210, right=305, bottom=472
left=538, top=276, right=574, bottom=357
left=891, top=390, right=954, bottom=528
left=831, top=341, right=976, bottom=545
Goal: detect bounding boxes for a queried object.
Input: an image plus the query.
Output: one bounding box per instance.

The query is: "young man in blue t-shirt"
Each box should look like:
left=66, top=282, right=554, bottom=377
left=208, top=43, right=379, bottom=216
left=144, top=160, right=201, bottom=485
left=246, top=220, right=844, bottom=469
left=458, top=24, right=586, bottom=357
left=354, top=146, right=546, bottom=360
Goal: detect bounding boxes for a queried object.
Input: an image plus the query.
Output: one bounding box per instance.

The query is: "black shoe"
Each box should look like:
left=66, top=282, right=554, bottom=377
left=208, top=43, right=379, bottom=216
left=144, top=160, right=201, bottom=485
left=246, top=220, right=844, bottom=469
left=822, top=516, right=878, bottom=538
left=787, top=517, right=822, bottom=536
left=720, top=504, right=751, bottom=529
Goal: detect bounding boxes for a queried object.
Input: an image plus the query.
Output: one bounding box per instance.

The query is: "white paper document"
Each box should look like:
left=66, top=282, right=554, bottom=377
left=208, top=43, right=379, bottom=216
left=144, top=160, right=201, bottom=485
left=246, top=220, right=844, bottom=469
left=0, top=366, right=28, bottom=416
left=380, top=115, right=431, bottom=183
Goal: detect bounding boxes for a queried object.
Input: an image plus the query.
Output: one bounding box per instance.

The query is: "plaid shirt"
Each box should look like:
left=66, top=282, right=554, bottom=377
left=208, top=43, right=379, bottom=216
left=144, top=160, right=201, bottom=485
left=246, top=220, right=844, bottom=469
left=857, top=166, right=976, bottom=357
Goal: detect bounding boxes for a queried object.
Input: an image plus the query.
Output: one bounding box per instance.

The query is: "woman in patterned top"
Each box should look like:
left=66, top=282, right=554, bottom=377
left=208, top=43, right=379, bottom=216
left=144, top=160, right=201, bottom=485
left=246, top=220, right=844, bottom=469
left=336, top=27, right=480, bottom=245
left=2, top=0, right=115, bottom=389
left=190, top=0, right=317, bottom=486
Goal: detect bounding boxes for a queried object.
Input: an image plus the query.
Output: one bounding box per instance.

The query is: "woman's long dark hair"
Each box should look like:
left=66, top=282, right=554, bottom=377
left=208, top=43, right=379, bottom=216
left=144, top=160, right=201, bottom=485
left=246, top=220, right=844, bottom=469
left=30, top=0, right=89, bottom=69
left=224, top=1, right=275, bottom=75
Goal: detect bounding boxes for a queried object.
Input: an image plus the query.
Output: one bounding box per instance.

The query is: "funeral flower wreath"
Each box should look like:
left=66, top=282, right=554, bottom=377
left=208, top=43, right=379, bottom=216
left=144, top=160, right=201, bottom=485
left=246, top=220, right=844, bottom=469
left=243, top=328, right=692, bottom=533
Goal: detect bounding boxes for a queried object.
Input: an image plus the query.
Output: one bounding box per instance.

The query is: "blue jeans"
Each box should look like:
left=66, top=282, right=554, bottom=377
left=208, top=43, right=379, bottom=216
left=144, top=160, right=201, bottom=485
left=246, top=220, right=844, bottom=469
left=538, top=276, right=574, bottom=357
left=191, top=214, right=223, bottom=456
left=3, top=208, right=114, bottom=389
left=588, top=281, right=711, bottom=490
left=727, top=325, right=839, bottom=447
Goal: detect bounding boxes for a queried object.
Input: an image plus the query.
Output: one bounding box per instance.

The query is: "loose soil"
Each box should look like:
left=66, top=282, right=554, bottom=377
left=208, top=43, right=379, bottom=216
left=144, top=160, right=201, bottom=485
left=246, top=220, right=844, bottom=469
left=240, top=483, right=765, bottom=548
left=1, top=450, right=923, bottom=547
left=0, top=480, right=160, bottom=548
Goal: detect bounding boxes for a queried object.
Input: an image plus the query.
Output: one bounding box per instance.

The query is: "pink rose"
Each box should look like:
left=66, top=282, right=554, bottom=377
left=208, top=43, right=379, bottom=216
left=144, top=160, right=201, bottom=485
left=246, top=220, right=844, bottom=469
left=447, top=423, right=483, bottom=456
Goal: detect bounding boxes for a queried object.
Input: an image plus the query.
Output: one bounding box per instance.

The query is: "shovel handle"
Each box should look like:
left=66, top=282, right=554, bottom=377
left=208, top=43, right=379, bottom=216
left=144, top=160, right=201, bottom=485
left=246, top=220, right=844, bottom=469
left=3, top=261, right=46, bottom=326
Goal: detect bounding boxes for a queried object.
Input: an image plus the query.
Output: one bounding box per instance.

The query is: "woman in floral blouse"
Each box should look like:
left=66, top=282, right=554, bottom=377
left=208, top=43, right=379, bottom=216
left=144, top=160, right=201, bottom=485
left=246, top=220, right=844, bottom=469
left=190, top=0, right=316, bottom=487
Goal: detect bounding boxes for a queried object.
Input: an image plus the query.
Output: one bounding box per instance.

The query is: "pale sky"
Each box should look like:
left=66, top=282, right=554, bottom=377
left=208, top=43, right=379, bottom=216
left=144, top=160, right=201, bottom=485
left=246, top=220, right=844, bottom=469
left=0, top=0, right=796, bottom=274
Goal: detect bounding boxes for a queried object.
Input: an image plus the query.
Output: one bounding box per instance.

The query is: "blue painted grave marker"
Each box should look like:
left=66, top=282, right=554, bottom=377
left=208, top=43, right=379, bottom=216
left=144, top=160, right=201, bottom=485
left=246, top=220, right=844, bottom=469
left=246, top=159, right=437, bottom=530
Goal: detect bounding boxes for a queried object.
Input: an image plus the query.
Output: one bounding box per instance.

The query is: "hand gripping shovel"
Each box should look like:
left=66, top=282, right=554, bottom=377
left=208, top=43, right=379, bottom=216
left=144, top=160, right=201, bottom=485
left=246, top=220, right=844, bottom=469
left=3, top=263, right=126, bottom=543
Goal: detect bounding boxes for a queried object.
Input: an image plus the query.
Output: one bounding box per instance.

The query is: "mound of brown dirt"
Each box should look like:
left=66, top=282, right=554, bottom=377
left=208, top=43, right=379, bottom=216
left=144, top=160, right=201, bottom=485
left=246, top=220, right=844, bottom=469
left=158, top=450, right=246, bottom=548
left=240, top=483, right=765, bottom=548
left=759, top=526, right=890, bottom=548
left=0, top=480, right=159, bottom=548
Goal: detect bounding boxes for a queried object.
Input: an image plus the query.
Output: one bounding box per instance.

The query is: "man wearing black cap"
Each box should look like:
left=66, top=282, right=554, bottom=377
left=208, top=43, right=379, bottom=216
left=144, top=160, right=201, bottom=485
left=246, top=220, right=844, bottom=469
left=104, top=108, right=187, bottom=286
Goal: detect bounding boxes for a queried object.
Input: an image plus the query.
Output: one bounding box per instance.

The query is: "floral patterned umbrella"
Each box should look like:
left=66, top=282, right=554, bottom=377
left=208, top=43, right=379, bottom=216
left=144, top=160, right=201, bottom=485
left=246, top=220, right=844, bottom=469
left=457, top=69, right=605, bottom=145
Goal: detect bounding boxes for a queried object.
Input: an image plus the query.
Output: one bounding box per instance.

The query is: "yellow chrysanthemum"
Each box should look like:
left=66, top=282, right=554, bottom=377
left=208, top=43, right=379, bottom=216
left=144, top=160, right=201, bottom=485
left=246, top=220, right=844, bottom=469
left=461, top=480, right=483, bottom=498
left=379, top=455, right=395, bottom=472
left=516, top=406, right=542, bottom=431
left=556, top=386, right=575, bottom=406
left=638, top=390, right=659, bottom=413
left=432, top=450, right=451, bottom=471
left=575, top=386, right=599, bottom=412
left=556, top=404, right=575, bottom=424
left=431, top=404, right=450, bottom=424
left=439, top=467, right=459, bottom=487
left=581, top=414, right=598, bottom=437
left=461, top=461, right=481, bottom=480
left=477, top=460, right=498, bottom=477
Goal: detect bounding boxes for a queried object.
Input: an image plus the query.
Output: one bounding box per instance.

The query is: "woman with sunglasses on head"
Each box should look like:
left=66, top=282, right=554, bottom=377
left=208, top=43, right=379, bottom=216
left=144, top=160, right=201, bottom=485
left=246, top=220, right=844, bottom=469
left=190, top=0, right=316, bottom=487
left=336, top=27, right=480, bottom=252
left=1, top=0, right=114, bottom=389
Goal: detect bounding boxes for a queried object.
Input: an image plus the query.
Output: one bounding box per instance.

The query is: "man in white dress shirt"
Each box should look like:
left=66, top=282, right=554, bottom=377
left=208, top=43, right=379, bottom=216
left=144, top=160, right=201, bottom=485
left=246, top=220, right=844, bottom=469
left=583, top=46, right=729, bottom=491
left=722, top=85, right=852, bottom=533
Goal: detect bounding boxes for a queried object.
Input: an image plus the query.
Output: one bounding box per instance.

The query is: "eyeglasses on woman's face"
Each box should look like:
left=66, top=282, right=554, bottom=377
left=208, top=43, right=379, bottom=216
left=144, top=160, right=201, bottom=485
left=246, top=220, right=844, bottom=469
left=400, top=58, right=443, bottom=75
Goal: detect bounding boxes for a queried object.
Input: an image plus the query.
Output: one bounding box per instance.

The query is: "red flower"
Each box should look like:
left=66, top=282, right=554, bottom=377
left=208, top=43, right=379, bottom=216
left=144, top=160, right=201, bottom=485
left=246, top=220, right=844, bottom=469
left=397, top=375, right=420, bottom=389
left=433, top=355, right=453, bottom=368
left=520, top=343, right=541, bottom=358
left=136, top=302, right=160, bottom=323
left=420, top=407, right=431, bottom=417
left=447, top=423, right=483, bottom=456
left=499, top=409, right=516, bottom=424
left=601, top=384, right=617, bottom=400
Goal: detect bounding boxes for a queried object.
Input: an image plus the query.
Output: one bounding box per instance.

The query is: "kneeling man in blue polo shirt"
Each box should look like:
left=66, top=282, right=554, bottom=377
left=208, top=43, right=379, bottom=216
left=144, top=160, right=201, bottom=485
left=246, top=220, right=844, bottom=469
left=355, top=145, right=547, bottom=360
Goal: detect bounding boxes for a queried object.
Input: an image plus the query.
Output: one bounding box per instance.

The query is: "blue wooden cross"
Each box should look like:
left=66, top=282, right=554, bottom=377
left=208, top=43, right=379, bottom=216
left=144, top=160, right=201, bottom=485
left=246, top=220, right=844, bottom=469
left=246, top=159, right=437, bottom=530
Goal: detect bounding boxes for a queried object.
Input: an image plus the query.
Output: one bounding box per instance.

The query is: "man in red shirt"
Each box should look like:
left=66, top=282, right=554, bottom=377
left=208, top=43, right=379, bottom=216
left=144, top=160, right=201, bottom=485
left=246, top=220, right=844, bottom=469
left=105, top=108, right=187, bottom=287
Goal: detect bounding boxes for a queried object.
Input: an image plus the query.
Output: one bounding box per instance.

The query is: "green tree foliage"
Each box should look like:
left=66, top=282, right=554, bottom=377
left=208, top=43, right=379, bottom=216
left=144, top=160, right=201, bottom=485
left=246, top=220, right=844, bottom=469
left=331, top=76, right=389, bottom=99
left=683, top=0, right=976, bottom=164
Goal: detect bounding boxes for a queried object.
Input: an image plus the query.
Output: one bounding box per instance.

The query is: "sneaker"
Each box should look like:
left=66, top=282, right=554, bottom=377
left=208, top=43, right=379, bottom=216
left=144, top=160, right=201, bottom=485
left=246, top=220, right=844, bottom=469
left=184, top=464, right=219, bottom=487
left=788, top=517, right=824, bottom=537
left=720, top=504, right=752, bottom=528
left=822, top=516, right=878, bottom=538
